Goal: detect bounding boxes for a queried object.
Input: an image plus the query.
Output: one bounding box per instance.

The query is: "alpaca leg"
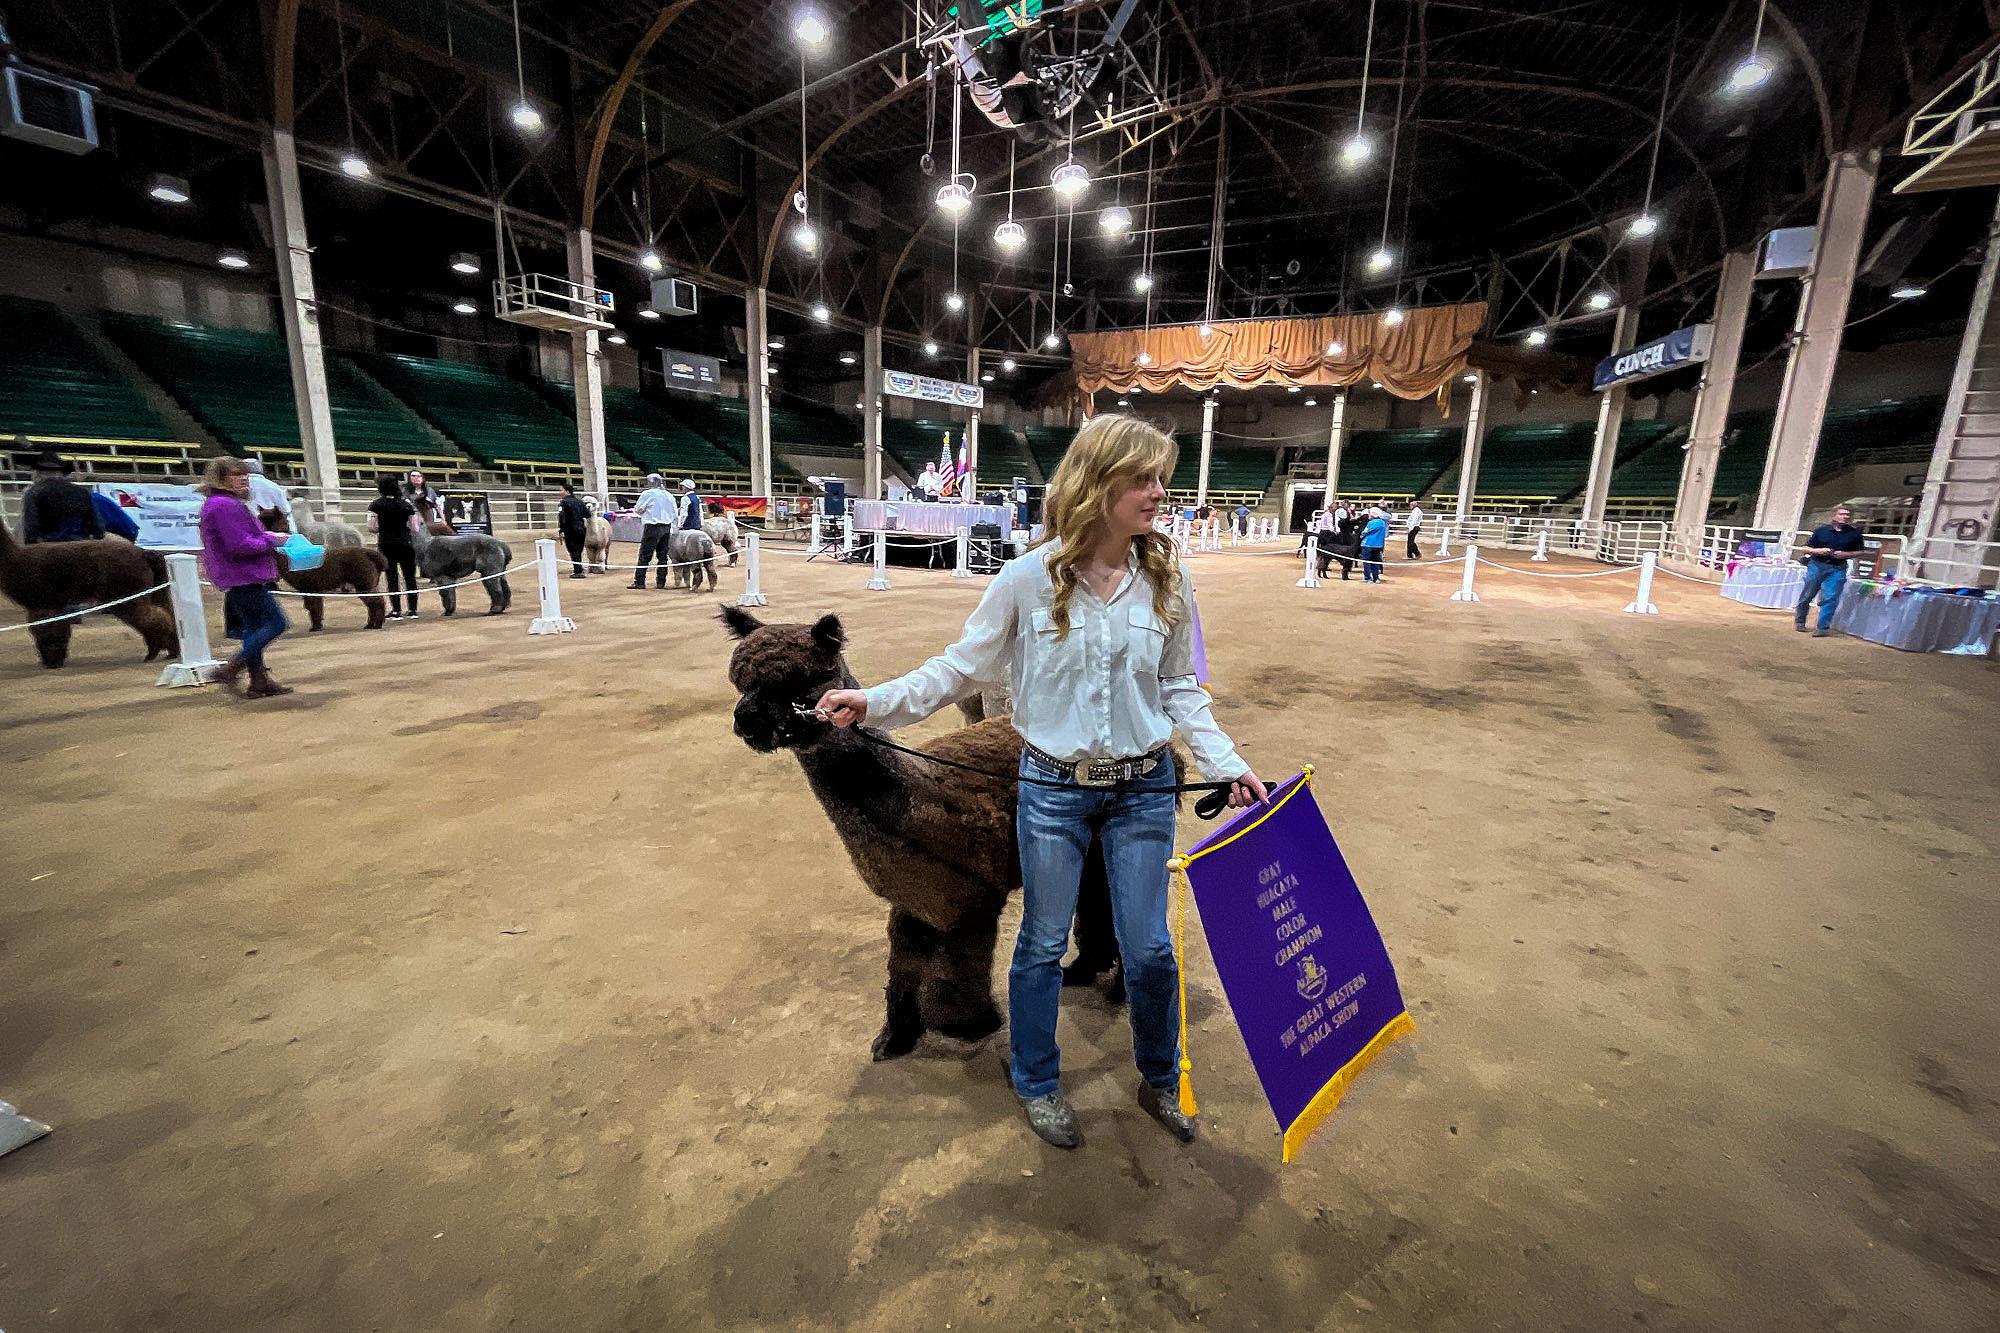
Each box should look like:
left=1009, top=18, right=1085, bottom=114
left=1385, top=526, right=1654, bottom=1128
left=28, top=615, right=72, bottom=669
left=702, top=561, right=716, bottom=592
left=923, top=901, right=1004, bottom=1042
left=109, top=603, right=178, bottom=661
left=874, top=909, right=934, bottom=1061
left=484, top=572, right=505, bottom=615
left=362, top=594, right=386, bottom=628
left=438, top=582, right=456, bottom=616
left=305, top=596, right=325, bottom=631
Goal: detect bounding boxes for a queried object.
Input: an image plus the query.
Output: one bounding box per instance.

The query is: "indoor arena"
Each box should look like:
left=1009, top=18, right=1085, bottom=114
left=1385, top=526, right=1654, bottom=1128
left=1, top=3, right=1997, bottom=1331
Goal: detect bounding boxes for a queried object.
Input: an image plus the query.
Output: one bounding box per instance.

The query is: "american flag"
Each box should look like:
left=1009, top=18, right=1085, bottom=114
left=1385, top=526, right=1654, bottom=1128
left=935, top=435, right=957, bottom=498
left=955, top=444, right=972, bottom=503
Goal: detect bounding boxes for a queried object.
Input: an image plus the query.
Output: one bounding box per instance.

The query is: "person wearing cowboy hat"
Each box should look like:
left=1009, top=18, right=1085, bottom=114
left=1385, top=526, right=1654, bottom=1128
left=17, top=446, right=104, bottom=544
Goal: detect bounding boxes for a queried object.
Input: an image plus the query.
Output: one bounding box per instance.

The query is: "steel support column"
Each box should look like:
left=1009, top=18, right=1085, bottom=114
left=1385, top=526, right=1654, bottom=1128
left=566, top=229, right=610, bottom=498
left=1672, top=246, right=1758, bottom=539
left=1196, top=395, right=1216, bottom=508
left=964, top=346, right=981, bottom=497
left=1755, top=149, right=1880, bottom=534
left=1454, top=371, right=1490, bottom=524
left=1581, top=302, right=1643, bottom=527
left=1325, top=390, right=1348, bottom=499
left=261, top=128, right=341, bottom=520
left=863, top=324, right=884, bottom=500
left=747, top=287, right=773, bottom=501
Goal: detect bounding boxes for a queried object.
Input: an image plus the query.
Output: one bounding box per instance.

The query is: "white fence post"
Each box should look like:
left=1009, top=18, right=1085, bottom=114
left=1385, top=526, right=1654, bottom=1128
left=1437, top=525, right=1454, bottom=557
left=156, top=552, right=223, bottom=686
left=866, top=531, right=891, bottom=591
left=1451, top=544, right=1481, bottom=602
left=528, top=538, right=576, bottom=635
left=1623, top=551, right=1660, bottom=615
left=953, top=526, right=973, bottom=579
left=841, top=516, right=856, bottom=558
left=1532, top=529, right=1549, bottom=562
left=1296, top=537, right=1322, bottom=589
left=808, top=512, right=824, bottom=556
left=738, top=532, right=770, bottom=606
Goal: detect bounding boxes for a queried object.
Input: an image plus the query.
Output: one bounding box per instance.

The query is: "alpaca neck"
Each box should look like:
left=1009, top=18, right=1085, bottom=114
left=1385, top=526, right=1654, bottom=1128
left=794, top=725, right=929, bottom=832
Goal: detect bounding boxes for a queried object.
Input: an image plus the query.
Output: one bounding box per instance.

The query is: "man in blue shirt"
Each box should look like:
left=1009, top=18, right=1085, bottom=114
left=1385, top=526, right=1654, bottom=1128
left=1795, top=505, right=1866, bottom=636
left=1359, top=507, right=1389, bottom=583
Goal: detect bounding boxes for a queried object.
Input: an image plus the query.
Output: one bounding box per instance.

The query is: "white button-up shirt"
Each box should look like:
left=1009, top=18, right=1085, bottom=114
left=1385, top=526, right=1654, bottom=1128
left=246, top=473, right=293, bottom=526
left=633, top=486, right=677, bottom=525
left=1405, top=505, right=1424, bottom=531
left=864, top=543, right=1248, bottom=780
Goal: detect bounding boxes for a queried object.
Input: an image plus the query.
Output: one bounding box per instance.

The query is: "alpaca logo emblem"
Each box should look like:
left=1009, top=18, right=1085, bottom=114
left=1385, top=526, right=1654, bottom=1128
left=1295, top=955, right=1328, bottom=1001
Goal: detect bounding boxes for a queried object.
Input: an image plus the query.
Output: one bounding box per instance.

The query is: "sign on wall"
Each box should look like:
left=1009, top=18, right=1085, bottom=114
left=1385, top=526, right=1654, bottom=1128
left=883, top=369, right=985, bottom=410
left=92, top=482, right=202, bottom=549
left=660, top=348, right=723, bottom=394
left=1593, top=324, right=1714, bottom=391
left=442, top=491, right=493, bottom=535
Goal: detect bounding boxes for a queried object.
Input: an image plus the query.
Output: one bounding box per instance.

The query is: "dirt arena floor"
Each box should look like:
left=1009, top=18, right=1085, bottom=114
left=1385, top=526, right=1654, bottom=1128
left=3, top=538, right=1997, bottom=1332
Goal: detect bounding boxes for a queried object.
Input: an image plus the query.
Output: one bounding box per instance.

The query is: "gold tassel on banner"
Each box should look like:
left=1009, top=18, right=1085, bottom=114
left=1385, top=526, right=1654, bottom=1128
left=1169, top=857, right=1199, bottom=1118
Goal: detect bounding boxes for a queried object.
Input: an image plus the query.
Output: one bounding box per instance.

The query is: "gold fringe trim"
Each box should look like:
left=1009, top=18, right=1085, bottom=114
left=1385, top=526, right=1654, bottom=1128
left=1280, top=1010, right=1416, bottom=1163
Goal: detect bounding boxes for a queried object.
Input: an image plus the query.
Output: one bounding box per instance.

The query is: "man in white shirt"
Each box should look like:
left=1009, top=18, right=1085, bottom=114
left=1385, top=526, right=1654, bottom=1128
left=916, top=463, right=941, bottom=501
left=1404, top=502, right=1425, bottom=559
left=242, top=459, right=293, bottom=529
left=628, top=474, right=678, bottom=589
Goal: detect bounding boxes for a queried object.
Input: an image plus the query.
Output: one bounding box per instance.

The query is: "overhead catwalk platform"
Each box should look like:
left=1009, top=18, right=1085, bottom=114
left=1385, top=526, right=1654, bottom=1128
left=1898, top=47, right=2000, bottom=193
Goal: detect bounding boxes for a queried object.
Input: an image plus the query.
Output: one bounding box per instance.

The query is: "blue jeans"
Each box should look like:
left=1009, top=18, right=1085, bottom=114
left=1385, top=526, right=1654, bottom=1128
left=1010, top=751, right=1180, bottom=1100
left=223, top=583, right=287, bottom=670
left=1360, top=545, right=1384, bottom=582
left=1795, top=560, right=1847, bottom=631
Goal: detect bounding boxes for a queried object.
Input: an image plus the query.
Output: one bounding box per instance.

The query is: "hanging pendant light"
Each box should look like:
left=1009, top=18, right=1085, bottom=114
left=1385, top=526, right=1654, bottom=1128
left=1341, top=0, right=1380, bottom=172
left=1725, top=0, right=1774, bottom=94
left=944, top=291, right=965, bottom=313
left=508, top=1, right=542, bottom=134
left=1051, top=160, right=1089, bottom=198
left=994, top=142, right=1024, bottom=250
left=1367, top=247, right=1393, bottom=273
left=1100, top=203, right=1132, bottom=234
left=1382, top=307, right=1406, bottom=327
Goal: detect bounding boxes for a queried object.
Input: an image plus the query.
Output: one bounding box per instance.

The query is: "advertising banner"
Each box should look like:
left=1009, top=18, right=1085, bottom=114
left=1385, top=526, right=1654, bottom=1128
left=92, top=482, right=203, bottom=549
left=1175, top=771, right=1414, bottom=1161
left=1593, top=324, right=1714, bottom=391
left=882, top=369, right=985, bottom=411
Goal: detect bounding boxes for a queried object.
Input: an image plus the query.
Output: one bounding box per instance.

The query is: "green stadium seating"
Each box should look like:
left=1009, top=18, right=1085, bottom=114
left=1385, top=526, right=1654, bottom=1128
left=540, top=380, right=744, bottom=480
left=0, top=298, right=172, bottom=444
left=1811, top=396, right=1943, bottom=475
left=978, top=427, right=1040, bottom=485
left=1336, top=427, right=1461, bottom=500
left=883, top=416, right=960, bottom=478
left=1469, top=423, right=1596, bottom=501
left=103, top=315, right=450, bottom=465
left=1606, top=422, right=1688, bottom=499
left=1023, top=425, right=1073, bottom=477
left=359, top=351, right=576, bottom=470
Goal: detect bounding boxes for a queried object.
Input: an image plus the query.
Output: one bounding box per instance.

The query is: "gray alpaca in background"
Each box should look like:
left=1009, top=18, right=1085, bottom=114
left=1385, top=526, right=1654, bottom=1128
left=667, top=528, right=717, bottom=591
left=409, top=522, right=513, bottom=614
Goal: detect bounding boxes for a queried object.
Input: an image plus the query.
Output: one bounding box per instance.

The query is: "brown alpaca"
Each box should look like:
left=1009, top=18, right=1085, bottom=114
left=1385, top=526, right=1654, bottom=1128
left=721, top=606, right=1123, bottom=1060
left=259, top=509, right=388, bottom=629
left=0, top=523, right=177, bottom=668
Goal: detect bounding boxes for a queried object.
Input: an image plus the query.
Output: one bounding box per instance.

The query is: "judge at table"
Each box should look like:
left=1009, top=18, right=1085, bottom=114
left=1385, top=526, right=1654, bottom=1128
left=915, top=462, right=942, bottom=501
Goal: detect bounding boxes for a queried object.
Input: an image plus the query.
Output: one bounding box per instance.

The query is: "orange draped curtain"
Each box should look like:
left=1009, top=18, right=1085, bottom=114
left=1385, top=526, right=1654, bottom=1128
left=1070, top=304, right=1489, bottom=404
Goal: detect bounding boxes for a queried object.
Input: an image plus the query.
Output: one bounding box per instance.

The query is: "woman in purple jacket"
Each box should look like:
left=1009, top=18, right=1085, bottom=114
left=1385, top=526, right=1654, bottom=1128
left=198, top=456, right=293, bottom=698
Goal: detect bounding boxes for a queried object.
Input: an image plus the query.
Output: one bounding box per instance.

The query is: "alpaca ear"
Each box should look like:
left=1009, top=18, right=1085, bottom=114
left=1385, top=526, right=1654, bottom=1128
left=717, top=605, right=764, bottom=639
left=811, top=613, right=845, bottom=654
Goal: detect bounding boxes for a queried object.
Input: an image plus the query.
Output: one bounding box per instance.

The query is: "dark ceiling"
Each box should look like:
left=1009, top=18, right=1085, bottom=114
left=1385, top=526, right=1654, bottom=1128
left=2, top=0, right=1995, bottom=385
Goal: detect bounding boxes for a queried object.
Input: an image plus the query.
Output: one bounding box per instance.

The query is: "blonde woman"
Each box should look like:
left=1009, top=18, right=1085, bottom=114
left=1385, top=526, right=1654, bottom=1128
left=817, top=415, right=1266, bottom=1150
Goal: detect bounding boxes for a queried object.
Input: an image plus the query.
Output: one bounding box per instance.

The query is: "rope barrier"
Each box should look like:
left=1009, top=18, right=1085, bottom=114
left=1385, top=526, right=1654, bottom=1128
left=0, top=581, right=172, bottom=633
left=1473, top=555, right=1643, bottom=579
left=1652, top=564, right=1727, bottom=586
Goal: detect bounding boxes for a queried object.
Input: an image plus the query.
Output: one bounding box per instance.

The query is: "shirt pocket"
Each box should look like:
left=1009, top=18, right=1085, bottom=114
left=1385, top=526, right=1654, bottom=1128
left=1027, top=605, right=1083, bottom=681
left=1124, top=604, right=1169, bottom=674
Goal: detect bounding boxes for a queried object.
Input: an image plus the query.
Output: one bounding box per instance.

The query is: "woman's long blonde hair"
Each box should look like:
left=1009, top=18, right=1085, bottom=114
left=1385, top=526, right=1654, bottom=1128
left=1037, top=414, right=1182, bottom=635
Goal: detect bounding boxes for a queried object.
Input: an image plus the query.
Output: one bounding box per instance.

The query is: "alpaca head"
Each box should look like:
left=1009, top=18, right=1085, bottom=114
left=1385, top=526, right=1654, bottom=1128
left=257, top=507, right=293, bottom=534
left=719, top=606, right=854, bottom=753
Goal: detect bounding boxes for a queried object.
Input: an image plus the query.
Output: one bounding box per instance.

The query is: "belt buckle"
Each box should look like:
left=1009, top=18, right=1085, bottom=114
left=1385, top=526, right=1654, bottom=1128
left=1076, top=758, right=1118, bottom=787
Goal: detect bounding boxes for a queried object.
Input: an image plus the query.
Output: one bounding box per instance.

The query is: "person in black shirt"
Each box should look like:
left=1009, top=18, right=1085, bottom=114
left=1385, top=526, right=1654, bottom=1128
left=367, top=475, right=421, bottom=619
left=556, top=482, right=591, bottom=578
left=17, top=448, right=104, bottom=544
left=1796, top=504, right=1866, bottom=637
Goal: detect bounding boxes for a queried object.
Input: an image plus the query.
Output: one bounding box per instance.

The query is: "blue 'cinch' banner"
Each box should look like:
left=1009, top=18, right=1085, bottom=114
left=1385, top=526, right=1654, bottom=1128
left=1174, top=770, right=1414, bottom=1161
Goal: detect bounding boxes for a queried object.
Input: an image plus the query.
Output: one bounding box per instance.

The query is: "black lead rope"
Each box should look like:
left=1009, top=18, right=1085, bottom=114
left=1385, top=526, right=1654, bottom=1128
left=816, top=717, right=1241, bottom=821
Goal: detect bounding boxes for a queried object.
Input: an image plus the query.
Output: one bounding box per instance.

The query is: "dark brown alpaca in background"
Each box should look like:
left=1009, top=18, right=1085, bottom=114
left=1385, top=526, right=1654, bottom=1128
left=258, top=508, right=388, bottom=629
left=722, top=606, right=1122, bottom=1060
left=0, top=522, right=176, bottom=668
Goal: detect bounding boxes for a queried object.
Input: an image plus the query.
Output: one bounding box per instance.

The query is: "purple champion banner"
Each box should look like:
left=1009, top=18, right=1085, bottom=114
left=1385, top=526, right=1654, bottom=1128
left=1175, top=769, right=1414, bottom=1161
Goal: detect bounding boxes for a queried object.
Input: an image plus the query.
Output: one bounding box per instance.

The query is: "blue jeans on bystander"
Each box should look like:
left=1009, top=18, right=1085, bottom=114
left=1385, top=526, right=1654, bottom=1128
left=1009, top=750, right=1180, bottom=1101
left=1795, top=560, right=1847, bottom=632
left=222, top=582, right=288, bottom=670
